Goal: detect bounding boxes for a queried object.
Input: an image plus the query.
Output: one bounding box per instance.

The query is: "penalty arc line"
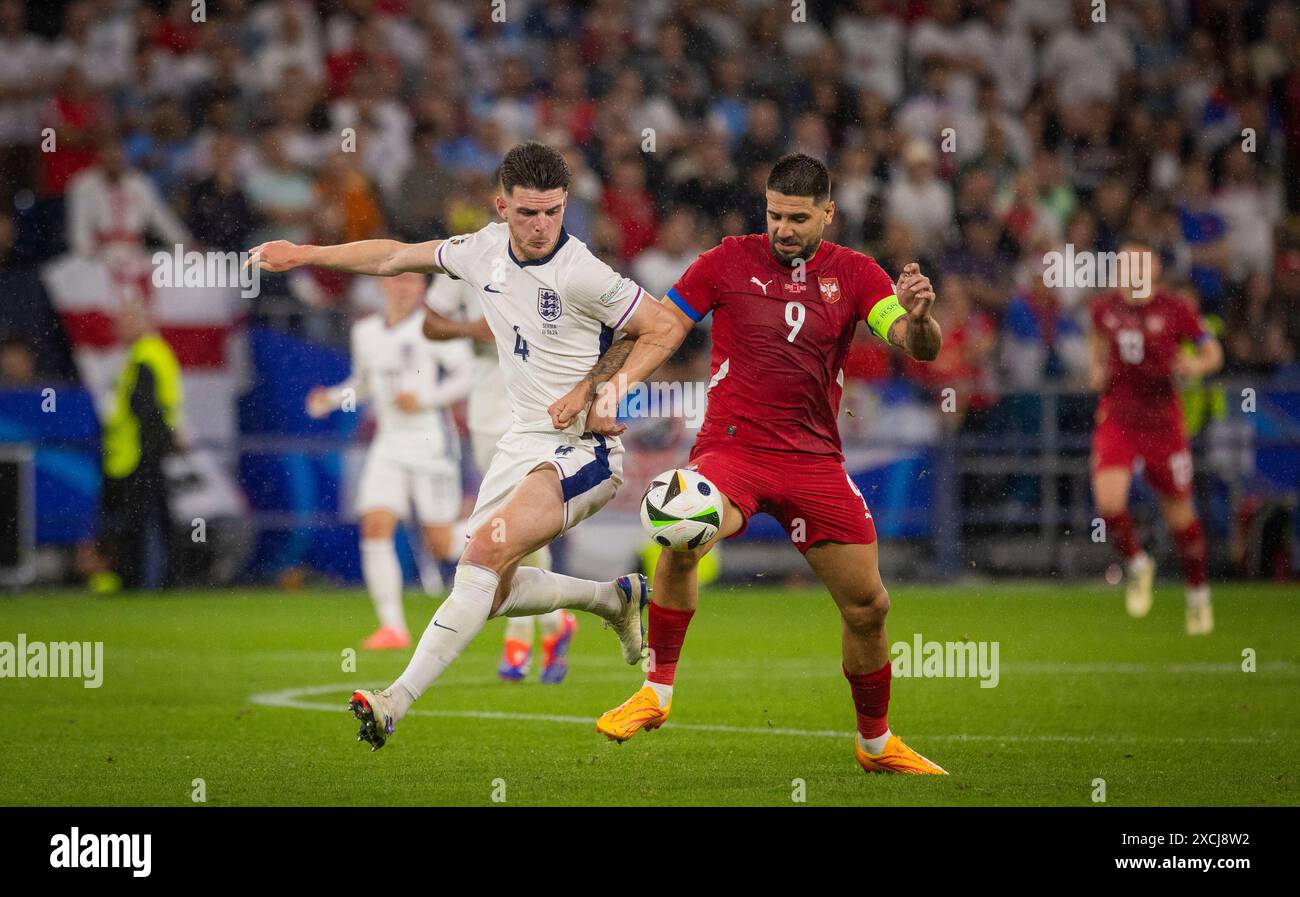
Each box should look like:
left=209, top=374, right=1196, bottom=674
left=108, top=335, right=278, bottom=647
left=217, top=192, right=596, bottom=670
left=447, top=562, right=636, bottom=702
left=248, top=683, right=1280, bottom=745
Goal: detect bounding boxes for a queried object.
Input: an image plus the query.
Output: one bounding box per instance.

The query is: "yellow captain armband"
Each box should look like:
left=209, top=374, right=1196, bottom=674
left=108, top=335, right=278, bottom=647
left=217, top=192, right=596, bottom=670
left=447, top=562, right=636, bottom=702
left=866, top=294, right=907, bottom=342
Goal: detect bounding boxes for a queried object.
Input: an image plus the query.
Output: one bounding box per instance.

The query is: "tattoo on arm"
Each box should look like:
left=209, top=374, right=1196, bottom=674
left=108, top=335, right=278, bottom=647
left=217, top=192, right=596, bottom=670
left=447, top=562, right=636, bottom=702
left=906, top=317, right=942, bottom=361
left=583, top=337, right=636, bottom=398
left=888, top=313, right=942, bottom=361
left=887, top=316, right=907, bottom=351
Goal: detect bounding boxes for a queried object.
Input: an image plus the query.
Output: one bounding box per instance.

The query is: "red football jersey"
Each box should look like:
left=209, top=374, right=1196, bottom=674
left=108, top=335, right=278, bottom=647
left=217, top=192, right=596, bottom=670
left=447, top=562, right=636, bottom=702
left=667, top=234, right=903, bottom=458
left=1090, top=289, right=1208, bottom=428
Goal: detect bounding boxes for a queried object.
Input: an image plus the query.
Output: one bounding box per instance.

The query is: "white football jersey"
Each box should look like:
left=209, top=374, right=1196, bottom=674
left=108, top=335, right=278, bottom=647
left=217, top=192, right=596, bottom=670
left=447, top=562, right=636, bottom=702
left=424, top=274, right=510, bottom=438
left=339, top=310, right=474, bottom=467
left=431, top=222, right=647, bottom=437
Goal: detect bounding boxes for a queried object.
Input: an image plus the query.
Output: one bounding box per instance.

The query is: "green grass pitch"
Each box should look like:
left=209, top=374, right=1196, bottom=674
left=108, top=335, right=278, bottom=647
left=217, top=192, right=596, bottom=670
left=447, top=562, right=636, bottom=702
left=1, top=582, right=1296, bottom=806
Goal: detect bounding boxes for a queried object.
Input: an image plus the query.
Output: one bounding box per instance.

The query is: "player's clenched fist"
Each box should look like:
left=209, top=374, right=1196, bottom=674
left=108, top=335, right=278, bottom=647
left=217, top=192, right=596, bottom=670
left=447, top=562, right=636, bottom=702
left=246, top=240, right=304, bottom=273
left=584, top=384, right=627, bottom=437
left=897, top=262, right=936, bottom=319
left=548, top=382, right=590, bottom=430
left=305, top=386, right=334, bottom=419
left=548, top=381, right=626, bottom=436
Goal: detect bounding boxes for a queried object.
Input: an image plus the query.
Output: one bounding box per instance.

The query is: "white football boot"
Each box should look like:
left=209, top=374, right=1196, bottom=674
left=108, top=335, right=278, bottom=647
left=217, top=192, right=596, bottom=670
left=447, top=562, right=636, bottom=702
left=348, top=688, right=398, bottom=751
left=1185, top=586, right=1214, bottom=636
left=609, top=574, right=649, bottom=665
left=1125, top=553, right=1155, bottom=618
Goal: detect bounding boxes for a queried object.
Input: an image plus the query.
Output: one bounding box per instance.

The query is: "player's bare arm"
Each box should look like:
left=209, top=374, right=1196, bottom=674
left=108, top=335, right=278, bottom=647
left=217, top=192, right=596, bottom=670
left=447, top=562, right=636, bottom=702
left=888, top=262, right=942, bottom=361
left=549, top=297, right=689, bottom=434
left=579, top=337, right=636, bottom=400
left=1087, top=327, right=1108, bottom=392
left=247, top=238, right=447, bottom=277
left=547, top=338, right=634, bottom=431
left=422, top=309, right=493, bottom=343
left=1172, top=333, right=1224, bottom=379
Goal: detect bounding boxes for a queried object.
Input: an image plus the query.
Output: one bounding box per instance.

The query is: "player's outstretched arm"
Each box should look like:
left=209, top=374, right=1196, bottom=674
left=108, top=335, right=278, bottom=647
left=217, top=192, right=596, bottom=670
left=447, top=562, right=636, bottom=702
left=1173, top=333, right=1224, bottom=379
left=422, top=309, right=493, bottom=342
left=1087, top=328, right=1107, bottom=392
left=247, top=238, right=446, bottom=277
left=890, top=262, right=942, bottom=362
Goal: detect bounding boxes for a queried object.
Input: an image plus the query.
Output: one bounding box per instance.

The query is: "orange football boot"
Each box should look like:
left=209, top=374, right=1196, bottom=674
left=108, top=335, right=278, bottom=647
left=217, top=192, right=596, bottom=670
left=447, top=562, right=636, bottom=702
left=855, top=734, right=948, bottom=775
left=595, top=685, right=670, bottom=742
left=498, top=637, right=532, bottom=681
left=362, top=626, right=411, bottom=651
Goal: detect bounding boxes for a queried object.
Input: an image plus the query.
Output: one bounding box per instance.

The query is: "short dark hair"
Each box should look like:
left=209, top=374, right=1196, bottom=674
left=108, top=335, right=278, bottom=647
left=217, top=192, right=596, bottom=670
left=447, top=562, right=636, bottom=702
left=766, top=153, right=830, bottom=203
left=499, top=141, right=571, bottom=194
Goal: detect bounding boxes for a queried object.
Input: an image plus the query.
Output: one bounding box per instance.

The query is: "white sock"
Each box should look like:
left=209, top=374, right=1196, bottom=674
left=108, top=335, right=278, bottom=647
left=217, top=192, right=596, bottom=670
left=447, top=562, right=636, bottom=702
left=537, top=609, right=566, bottom=636
left=493, top=567, right=621, bottom=620
left=506, top=546, right=556, bottom=638
left=361, top=539, right=406, bottom=632
left=644, top=679, right=673, bottom=705
left=504, top=616, right=534, bottom=645
left=1186, top=584, right=1211, bottom=607
left=418, top=553, right=444, bottom=596
left=499, top=540, right=556, bottom=631
left=391, top=563, right=499, bottom=719
left=857, top=729, right=892, bottom=756
left=1127, top=552, right=1152, bottom=576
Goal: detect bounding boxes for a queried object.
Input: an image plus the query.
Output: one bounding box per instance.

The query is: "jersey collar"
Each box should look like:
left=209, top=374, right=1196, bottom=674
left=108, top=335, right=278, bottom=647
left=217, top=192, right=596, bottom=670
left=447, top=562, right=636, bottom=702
left=508, top=228, right=570, bottom=268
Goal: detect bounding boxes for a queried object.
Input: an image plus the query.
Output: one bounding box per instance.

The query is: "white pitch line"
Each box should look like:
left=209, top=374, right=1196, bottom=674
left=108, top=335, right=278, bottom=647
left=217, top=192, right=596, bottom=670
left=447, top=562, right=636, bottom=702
left=249, top=683, right=1280, bottom=745
left=1002, top=661, right=1298, bottom=674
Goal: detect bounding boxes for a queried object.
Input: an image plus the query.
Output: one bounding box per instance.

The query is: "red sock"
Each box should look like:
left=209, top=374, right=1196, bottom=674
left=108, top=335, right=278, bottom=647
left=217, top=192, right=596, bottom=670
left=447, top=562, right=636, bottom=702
left=844, top=661, right=891, bottom=740
left=1103, top=511, right=1139, bottom=560
left=1172, top=519, right=1208, bottom=587
left=646, top=603, right=694, bottom=685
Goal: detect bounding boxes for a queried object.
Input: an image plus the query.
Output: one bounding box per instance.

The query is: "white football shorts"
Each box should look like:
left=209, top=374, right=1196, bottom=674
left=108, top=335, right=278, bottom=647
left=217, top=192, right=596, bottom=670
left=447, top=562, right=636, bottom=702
left=356, top=450, right=462, bottom=525
left=467, top=428, right=624, bottom=537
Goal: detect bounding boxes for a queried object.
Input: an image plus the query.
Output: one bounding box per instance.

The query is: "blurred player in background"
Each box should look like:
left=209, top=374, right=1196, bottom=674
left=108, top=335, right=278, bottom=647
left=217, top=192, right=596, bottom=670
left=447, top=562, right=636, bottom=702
left=307, top=271, right=474, bottom=650
left=251, top=142, right=684, bottom=750
left=563, top=154, right=950, bottom=775
left=425, top=272, right=578, bottom=683
left=1089, top=244, right=1224, bottom=635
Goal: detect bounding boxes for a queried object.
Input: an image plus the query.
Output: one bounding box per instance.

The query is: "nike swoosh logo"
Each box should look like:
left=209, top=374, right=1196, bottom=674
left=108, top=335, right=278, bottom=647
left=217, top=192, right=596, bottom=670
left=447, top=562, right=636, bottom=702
left=483, top=285, right=501, bottom=293
left=432, top=619, right=458, bottom=632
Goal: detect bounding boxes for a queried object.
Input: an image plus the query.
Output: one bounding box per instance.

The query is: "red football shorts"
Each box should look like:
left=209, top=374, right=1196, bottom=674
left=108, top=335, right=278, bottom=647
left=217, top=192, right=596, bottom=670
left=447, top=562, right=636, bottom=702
left=1091, top=411, right=1194, bottom=499
left=687, top=440, right=877, bottom=553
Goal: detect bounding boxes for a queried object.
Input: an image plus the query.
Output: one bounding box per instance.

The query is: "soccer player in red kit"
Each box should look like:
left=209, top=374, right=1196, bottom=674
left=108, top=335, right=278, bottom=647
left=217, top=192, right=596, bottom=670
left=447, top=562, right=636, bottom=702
left=557, top=154, right=947, bottom=774
left=1089, top=243, right=1223, bottom=635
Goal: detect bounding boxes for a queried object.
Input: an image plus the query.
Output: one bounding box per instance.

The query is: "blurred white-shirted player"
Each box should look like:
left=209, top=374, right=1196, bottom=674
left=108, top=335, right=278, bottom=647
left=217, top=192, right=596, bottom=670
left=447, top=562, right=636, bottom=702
left=307, top=272, right=473, bottom=650
left=426, top=274, right=577, bottom=683
left=249, top=142, right=685, bottom=750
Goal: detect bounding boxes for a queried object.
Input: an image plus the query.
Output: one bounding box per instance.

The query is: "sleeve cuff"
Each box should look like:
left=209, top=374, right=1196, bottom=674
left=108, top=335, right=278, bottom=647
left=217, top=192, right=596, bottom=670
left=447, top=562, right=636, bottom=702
left=436, top=241, right=459, bottom=280
left=667, top=287, right=704, bottom=323
left=613, top=286, right=644, bottom=331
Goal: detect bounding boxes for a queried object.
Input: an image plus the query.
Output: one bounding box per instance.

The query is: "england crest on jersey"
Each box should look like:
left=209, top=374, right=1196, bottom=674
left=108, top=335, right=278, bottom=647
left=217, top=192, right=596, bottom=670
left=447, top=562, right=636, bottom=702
left=538, top=288, right=562, bottom=322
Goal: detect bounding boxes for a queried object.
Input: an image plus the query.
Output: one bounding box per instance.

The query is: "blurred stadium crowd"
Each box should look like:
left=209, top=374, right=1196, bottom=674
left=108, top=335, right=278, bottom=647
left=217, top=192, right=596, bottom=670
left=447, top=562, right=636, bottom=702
left=2, top=0, right=1300, bottom=413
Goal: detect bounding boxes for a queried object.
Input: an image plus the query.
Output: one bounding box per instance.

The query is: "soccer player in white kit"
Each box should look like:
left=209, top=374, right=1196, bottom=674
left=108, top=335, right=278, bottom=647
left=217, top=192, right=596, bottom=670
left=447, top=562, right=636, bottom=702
left=425, top=274, right=577, bottom=683
left=306, top=272, right=474, bottom=651
left=249, top=142, right=687, bottom=749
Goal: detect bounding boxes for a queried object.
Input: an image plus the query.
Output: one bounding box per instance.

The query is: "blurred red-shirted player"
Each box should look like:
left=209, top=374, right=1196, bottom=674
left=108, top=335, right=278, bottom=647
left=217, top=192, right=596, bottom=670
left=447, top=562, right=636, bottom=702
left=1089, top=243, right=1223, bottom=635
left=576, top=154, right=948, bottom=774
